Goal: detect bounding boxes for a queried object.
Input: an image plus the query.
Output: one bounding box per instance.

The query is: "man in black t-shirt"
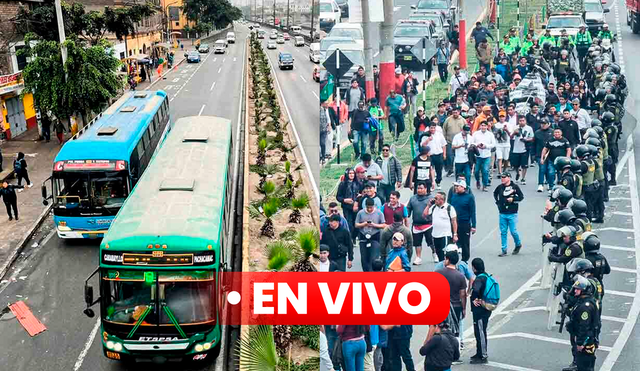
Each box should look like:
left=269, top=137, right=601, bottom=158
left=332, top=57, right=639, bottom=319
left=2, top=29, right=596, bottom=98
left=534, top=120, right=554, bottom=191
left=435, top=250, right=467, bottom=363
left=541, top=128, right=571, bottom=189
left=558, top=109, right=580, bottom=148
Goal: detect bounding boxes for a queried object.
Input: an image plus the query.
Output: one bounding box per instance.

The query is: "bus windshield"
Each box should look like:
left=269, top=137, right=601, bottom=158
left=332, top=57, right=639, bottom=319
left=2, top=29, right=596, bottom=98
left=53, top=171, right=129, bottom=212
left=102, top=270, right=216, bottom=329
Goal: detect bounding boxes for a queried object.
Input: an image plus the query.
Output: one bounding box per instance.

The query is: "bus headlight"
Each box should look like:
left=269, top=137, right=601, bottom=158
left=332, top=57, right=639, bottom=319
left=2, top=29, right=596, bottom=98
left=113, top=342, right=123, bottom=352
left=106, top=341, right=115, bottom=350
left=195, top=344, right=204, bottom=352
left=203, top=342, right=212, bottom=350
left=58, top=226, right=71, bottom=231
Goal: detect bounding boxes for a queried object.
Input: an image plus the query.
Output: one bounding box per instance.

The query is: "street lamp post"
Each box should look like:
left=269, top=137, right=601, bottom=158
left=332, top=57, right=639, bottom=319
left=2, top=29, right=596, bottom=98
left=286, top=0, right=290, bottom=29
left=310, top=0, right=315, bottom=41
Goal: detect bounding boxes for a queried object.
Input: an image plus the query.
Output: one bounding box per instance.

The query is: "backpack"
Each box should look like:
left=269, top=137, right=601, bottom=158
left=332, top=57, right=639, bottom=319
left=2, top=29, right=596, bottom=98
left=14, top=159, right=22, bottom=171
left=480, top=273, right=500, bottom=311
left=428, top=204, right=453, bottom=229
left=368, top=117, right=380, bottom=133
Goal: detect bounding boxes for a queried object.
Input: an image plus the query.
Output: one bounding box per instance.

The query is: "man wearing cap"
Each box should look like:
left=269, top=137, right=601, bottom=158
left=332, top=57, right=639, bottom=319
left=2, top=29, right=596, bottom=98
left=444, top=107, right=466, bottom=176
left=508, top=27, right=522, bottom=52
left=394, top=67, right=405, bottom=95
left=448, top=179, right=477, bottom=262
left=382, top=230, right=411, bottom=272
left=472, top=121, right=496, bottom=191
left=472, top=106, right=493, bottom=133
left=319, top=213, right=353, bottom=271
left=500, top=35, right=514, bottom=56
left=355, top=198, right=386, bottom=272
left=570, top=99, right=591, bottom=134
left=449, top=66, right=468, bottom=97
left=385, top=89, right=406, bottom=140
left=355, top=181, right=385, bottom=212
left=539, top=28, right=556, bottom=48
left=357, top=153, right=384, bottom=188
left=435, top=248, right=467, bottom=364
left=318, top=244, right=337, bottom=272
left=451, top=125, right=474, bottom=186
left=423, top=123, right=448, bottom=189
left=493, top=172, right=524, bottom=257
left=534, top=120, right=555, bottom=192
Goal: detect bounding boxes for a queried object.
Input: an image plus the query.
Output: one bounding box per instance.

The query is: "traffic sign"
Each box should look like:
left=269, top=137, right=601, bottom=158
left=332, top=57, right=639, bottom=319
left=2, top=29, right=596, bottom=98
left=410, top=37, right=437, bottom=65
left=323, top=49, right=354, bottom=81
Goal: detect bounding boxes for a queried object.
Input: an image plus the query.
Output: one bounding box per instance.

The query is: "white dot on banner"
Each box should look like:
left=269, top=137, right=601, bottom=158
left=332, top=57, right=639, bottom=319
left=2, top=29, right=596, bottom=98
left=228, top=291, right=241, bottom=305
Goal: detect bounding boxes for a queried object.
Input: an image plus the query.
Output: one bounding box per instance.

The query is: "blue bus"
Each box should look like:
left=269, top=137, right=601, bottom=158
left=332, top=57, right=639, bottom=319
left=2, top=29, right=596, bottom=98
left=42, top=91, right=172, bottom=239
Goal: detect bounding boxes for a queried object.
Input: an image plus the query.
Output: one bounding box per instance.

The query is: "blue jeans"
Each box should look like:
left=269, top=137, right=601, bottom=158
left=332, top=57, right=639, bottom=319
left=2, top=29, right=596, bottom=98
left=537, top=159, right=555, bottom=188
left=474, top=156, right=491, bottom=187
left=455, top=162, right=471, bottom=186
left=343, top=338, right=366, bottom=371
left=499, top=213, right=522, bottom=253
left=353, top=130, right=369, bottom=158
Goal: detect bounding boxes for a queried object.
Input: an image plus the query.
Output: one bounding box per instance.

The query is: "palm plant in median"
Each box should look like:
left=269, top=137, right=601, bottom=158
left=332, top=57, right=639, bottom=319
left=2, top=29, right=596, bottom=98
left=291, top=228, right=318, bottom=272
left=260, top=197, right=278, bottom=238
left=238, top=325, right=278, bottom=371
left=267, top=241, right=292, bottom=271
left=289, top=192, right=309, bottom=224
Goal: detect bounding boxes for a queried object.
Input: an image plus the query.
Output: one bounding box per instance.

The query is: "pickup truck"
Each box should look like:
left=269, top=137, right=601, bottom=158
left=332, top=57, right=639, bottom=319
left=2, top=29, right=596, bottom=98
left=544, top=0, right=586, bottom=37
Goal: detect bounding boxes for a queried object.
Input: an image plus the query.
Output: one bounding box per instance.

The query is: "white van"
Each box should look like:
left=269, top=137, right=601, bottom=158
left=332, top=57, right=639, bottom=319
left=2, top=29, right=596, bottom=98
left=294, top=36, right=305, bottom=47
left=319, top=0, right=342, bottom=32
left=309, top=43, right=321, bottom=63
left=328, top=23, right=364, bottom=48
left=290, top=26, right=302, bottom=35
left=226, top=32, right=236, bottom=44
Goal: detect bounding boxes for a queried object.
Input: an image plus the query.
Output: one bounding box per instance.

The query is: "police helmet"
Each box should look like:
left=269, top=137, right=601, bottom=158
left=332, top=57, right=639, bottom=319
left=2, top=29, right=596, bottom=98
left=569, top=199, right=588, bottom=217
left=594, top=88, right=607, bottom=101
left=609, top=63, right=621, bottom=74
left=586, top=144, right=599, bottom=156
left=556, top=225, right=577, bottom=238
left=583, top=128, right=599, bottom=140
left=575, top=145, right=591, bottom=158
left=585, top=138, right=601, bottom=148
left=590, top=118, right=603, bottom=128
left=570, top=159, right=582, bottom=174
left=602, top=111, right=615, bottom=124
left=554, top=156, right=572, bottom=171
left=593, top=126, right=604, bottom=137
left=605, top=93, right=617, bottom=103
left=583, top=233, right=601, bottom=252
left=572, top=274, right=593, bottom=294
left=557, top=188, right=574, bottom=206
left=558, top=208, right=576, bottom=225
left=550, top=185, right=566, bottom=201
left=566, top=258, right=594, bottom=273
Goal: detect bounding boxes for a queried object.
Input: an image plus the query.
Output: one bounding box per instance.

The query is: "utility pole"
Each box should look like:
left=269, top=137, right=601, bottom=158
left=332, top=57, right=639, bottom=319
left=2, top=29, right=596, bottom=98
left=459, top=0, right=467, bottom=69
left=262, top=0, right=264, bottom=23
left=273, top=0, right=276, bottom=27
left=361, top=0, right=374, bottom=100
left=379, top=0, right=395, bottom=113
left=310, top=0, right=315, bottom=41
left=286, top=0, right=290, bottom=29
left=54, top=0, right=68, bottom=66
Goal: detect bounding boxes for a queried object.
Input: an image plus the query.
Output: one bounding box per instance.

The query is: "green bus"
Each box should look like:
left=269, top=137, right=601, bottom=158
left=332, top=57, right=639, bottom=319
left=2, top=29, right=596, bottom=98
left=82, top=116, right=235, bottom=364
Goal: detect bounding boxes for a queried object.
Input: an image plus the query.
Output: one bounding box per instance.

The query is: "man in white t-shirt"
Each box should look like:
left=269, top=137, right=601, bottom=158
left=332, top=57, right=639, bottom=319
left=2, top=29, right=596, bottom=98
left=451, top=125, right=474, bottom=186
left=421, top=123, right=448, bottom=189
left=510, top=115, right=535, bottom=185
left=493, top=112, right=512, bottom=177
left=471, top=121, right=496, bottom=191
left=422, top=191, right=458, bottom=261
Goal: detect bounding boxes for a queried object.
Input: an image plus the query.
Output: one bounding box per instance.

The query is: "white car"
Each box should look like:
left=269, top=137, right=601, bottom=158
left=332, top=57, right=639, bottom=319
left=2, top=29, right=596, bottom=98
left=309, top=42, right=321, bottom=62
left=328, top=23, right=364, bottom=48
left=276, top=37, right=285, bottom=44
left=227, top=32, right=236, bottom=44
left=267, top=40, right=277, bottom=49
left=319, top=0, right=342, bottom=32
left=294, top=36, right=305, bottom=46
left=213, top=40, right=226, bottom=54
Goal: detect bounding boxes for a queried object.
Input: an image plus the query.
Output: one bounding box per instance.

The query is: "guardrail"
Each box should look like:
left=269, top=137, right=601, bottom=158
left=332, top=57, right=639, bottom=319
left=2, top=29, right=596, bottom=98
left=251, top=22, right=318, bottom=45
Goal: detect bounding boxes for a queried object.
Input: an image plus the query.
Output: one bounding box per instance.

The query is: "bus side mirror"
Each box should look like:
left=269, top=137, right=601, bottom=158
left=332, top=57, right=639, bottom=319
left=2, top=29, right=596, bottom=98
left=41, top=184, right=47, bottom=199
left=85, top=285, right=94, bottom=306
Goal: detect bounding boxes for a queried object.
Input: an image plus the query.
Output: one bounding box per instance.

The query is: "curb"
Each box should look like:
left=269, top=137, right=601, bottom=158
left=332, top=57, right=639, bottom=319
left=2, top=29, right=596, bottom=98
left=0, top=204, right=53, bottom=280
left=320, top=6, right=490, bottom=173
left=144, top=57, right=187, bottom=90
left=241, top=37, right=251, bottom=340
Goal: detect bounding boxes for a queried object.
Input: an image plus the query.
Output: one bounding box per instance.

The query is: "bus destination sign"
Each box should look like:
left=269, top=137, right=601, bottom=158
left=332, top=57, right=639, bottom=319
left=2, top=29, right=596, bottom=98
left=54, top=160, right=127, bottom=172
left=101, top=251, right=216, bottom=266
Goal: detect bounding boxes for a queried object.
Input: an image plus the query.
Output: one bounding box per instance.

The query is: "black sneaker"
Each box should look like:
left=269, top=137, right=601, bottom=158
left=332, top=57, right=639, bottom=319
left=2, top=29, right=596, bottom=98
left=562, top=362, right=578, bottom=371
left=513, top=245, right=522, bottom=255
left=516, top=172, right=520, bottom=181
left=8, top=217, right=12, bottom=221
left=498, top=251, right=508, bottom=257
left=470, top=357, right=488, bottom=364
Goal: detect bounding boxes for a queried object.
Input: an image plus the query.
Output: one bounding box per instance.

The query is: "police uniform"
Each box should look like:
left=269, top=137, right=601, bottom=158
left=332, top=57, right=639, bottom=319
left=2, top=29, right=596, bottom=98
left=561, top=170, right=576, bottom=196
left=567, top=296, right=600, bottom=371
left=573, top=171, right=584, bottom=200
left=573, top=216, right=592, bottom=236
left=605, top=125, right=619, bottom=183
left=593, top=152, right=606, bottom=221
left=581, top=158, right=600, bottom=221
left=549, top=240, right=585, bottom=288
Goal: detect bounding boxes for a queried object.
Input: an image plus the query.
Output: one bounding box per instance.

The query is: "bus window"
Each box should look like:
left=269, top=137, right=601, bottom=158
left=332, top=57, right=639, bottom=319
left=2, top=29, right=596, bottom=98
left=150, top=116, right=157, bottom=137
left=142, top=130, right=150, bottom=149
left=136, top=140, right=145, bottom=159
left=90, top=172, right=130, bottom=208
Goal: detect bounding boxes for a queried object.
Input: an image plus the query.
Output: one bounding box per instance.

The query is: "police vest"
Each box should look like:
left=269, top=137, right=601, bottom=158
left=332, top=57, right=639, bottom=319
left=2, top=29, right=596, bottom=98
left=586, top=252, right=608, bottom=282
left=575, top=32, right=592, bottom=46
left=501, top=41, right=514, bottom=54
left=561, top=171, right=575, bottom=194
left=595, top=154, right=605, bottom=181
left=602, top=136, right=609, bottom=160
left=582, top=159, right=596, bottom=185
left=575, top=217, right=592, bottom=235
left=587, top=277, right=603, bottom=306
left=574, top=173, right=584, bottom=198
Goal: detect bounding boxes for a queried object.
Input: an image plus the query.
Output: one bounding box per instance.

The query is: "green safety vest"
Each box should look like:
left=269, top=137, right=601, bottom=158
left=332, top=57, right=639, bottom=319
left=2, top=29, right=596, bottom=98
left=521, top=40, right=533, bottom=56
left=595, top=152, right=605, bottom=181
left=598, top=30, right=613, bottom=39
left=582, top=159, right=596, bottom=185
left=575, top=31, right=592, bottom=46
left=509, top=36, right=522, bottom=49
left=501, top=40, right=514, bottom=54
left=556, top=35, right=575, bottom=46
left=539, top=34, right=556, bottom=47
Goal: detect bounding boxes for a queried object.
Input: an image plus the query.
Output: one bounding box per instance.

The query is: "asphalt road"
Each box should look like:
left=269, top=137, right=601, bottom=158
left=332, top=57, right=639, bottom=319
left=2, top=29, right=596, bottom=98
left=0, top=26, right=249, bottom=371
left=261, top=30, right=321, bottom=195
left=347, top=1, right=640, bottom=370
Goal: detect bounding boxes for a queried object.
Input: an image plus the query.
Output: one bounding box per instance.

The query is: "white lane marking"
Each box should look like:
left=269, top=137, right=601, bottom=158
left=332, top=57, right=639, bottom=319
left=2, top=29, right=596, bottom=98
left=264, top=49, right=320, bottom=204
left=374, top=51, right=380, bottom=58
left=218, top=67, right=222, bottom=73
left=312, top=90, right=319, bottom=100
left=492, top=306, right=547, bottom=314
left=223, top=58, right=226, bottom=62
left=73, top=318, right=101, bottom=371
left=234, top=57, right=237, bottom=62
left=607, top=289, right=636, bottom=298
left=608, top=197, right=632, bottom=201
left=393, top=6, right=402, bottom=11
left=172, top=78, right=180, bottom=82
left=602, top=315, right=629, bottom=323
left=198, top=104, right=206, bottom=116
left=616, top=136, right=634, bottom=179
left=595, top=227, right=635, bottom=233
left=214, top=58, right=217, bottom=62
left=487, top=332, right=613, bottom=352
left=210, top=81, right=217, bottom=91
left=486, top=361, right=541, bottom=371
left=611, top=266, right=637, bottom=274
left=601, top=244, right=635, bottom=252
left=300, top=74, right=307, bottom=82
left=613, top=211, right=634, bottom=216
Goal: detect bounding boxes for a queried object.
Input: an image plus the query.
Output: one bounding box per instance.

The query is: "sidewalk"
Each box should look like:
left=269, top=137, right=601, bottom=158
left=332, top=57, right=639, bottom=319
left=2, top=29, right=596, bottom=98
left=0, top=128, right=67, bottom=277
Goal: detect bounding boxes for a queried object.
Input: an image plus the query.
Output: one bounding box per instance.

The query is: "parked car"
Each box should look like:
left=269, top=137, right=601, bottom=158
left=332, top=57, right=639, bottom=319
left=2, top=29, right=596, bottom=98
left=294, top=36, right=305, bottom=46
left=186, top=51, right=201, bottom=63
left=213, top=40, right=226, bottom=54
left=278, top=52, right=294, bottom=70
left=198, top=44, right=210, bottom=53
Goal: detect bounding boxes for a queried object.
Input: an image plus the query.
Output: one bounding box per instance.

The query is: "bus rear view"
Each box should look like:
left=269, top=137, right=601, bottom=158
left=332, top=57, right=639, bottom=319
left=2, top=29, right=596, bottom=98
left=42, top=91, right=171, bottom=238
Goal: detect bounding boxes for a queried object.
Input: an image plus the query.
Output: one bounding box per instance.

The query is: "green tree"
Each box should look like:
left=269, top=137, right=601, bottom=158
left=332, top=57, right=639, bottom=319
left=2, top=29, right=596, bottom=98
left=19, top=34, right=123, bottom=127
left=182, top=0, right=242, bottom=30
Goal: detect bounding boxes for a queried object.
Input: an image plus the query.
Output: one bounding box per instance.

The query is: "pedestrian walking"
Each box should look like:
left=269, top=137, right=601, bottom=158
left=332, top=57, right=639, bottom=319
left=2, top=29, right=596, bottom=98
left=421, top=123, right=448, bottom=189
left=451, top=125, right=474, bottom=186
left=419, top=321, right=459, bottom=371
left=382, top=325, right=416, bottom=371
left=368, top=99, right=384, bottom=155
left=510, top=116, right=534, bottom=185
left=375, top=144, right=402, bottom=202
left=0, top=181, right=23, bottom=220
left=351, top=101, right=372, bottom=160
left=423, top=191, right=458, bottom=262
left=356, top=154, right=384, bottom=188
left=383, top=232, right=411, bottom=272
left=470, top=258, right=494, bottom=364
left=320, top=326, right=335, bottom=371
left=320, top=202, right=350, bottom=235
left=472, top=121, right=496, bottom=191
left=380, top=213, right=413, bottom=260
left=407, top=145, right=436, bottom=194
left=319, top=214, right=353, bottom=271
left=436, top=41, right=450, bottom=83
left=407, top=182, right=435, bottom=265
left=13, top=152, right=33, bottom=188
left=493, top=172, right=524, bottom=257
left=337, top=325, right=368, bottom=371
left=41, top=113, right=51, bottom=142
left=435, top=249, right=467, bottom=364
left=384, top=89, right=406, bottom=141
left=337, top=168, right=361, bottom=244
left=55, top=120, right=66, bottom=144
left=448, top=179, right=476, bottom=262
left=320, top=100, right=332, bottom=163
left=318, top=244, right=338, bottom=272
left=541, top=127, right=572, bottom=191
left=403, top=71, right=419, bottom=117
left=443, top=107, right=466, bottom=176
left=355, top=198, right=386, bottom=272
left=380, top=191, right=408, bottom=226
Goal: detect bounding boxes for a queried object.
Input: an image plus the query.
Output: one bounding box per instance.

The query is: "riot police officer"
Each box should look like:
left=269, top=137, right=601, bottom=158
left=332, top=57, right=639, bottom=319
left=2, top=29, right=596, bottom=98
left=544, top=187, right=574, bottom=231
left=576, top=145, right=601, bottom=223
left=570, top=159, right=584, bottom=200
left=555, top=157, right=576, bottom=195
left=582, top=232, right=611, bottom=291
left=602, top=112, right=619, bottom=185
left=565, top=275, right=600, bottom=371
left=568, top=199, right=592, bottom=235
left=586, top=143, right=606, bottom=221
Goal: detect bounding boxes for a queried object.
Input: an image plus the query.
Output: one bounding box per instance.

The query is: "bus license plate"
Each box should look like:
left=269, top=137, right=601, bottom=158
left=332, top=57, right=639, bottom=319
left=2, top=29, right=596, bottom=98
left=106, top=351, right=120, bottom=360
left=404, top=56, right=412, bottom=61
left=193, top=354, right=208, bottom=361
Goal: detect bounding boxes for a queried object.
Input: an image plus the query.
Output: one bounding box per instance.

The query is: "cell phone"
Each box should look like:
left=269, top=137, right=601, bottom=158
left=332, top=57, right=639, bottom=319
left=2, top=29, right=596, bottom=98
left=367, top=220, right=372, bottom=224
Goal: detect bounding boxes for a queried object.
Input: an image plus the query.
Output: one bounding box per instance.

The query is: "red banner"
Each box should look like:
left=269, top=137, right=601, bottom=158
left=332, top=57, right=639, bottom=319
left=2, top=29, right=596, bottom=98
left=221, top=272, right=450, bottom=325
